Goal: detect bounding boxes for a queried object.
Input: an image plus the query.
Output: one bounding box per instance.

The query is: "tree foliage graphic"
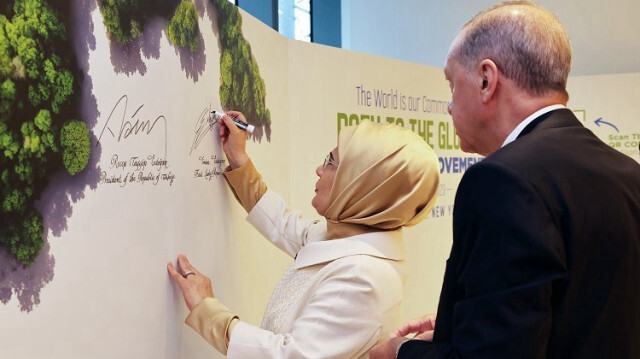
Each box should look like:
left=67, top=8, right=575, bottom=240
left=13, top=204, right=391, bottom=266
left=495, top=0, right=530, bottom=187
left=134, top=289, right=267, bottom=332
left=166, top=1, right=200, bottom=52
left=211, top=0, right=271, bottom=138
left=97, top=0, right=146, bottom=44
left=0, top=0, right=91, bottom=266
left=60, top=119, right=90, bottom=176
left=98, top=0, right=183, bottom=45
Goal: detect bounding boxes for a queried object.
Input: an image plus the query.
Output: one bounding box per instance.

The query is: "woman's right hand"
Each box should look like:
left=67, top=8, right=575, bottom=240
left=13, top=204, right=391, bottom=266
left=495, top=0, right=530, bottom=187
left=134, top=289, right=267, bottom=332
left=219, top=110, right=250, bottom=169
left=390, top=313, right=436, bottom=341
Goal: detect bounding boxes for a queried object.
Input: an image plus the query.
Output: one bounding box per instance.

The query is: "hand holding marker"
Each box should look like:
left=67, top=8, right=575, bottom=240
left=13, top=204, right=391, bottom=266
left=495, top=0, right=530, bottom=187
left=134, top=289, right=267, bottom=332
left=211, top=111, right=255, bottom=134
left=216, top=110, right=250, bottom=170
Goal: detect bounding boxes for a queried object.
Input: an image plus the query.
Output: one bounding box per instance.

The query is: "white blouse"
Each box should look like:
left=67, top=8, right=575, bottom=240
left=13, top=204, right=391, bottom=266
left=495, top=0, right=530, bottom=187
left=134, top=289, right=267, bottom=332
left=227, top=189, right=407, bottom=359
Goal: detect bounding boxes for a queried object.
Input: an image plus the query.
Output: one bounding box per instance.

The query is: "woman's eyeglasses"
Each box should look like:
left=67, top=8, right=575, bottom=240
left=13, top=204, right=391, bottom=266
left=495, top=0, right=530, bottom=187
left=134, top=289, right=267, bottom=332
left=322, top=153, right=338, bottom=170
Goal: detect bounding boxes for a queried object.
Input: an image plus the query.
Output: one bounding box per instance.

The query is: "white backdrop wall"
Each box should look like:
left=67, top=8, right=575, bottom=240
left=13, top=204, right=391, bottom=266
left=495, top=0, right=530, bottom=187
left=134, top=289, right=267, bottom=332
left=567, top=72, right=640, bottom=161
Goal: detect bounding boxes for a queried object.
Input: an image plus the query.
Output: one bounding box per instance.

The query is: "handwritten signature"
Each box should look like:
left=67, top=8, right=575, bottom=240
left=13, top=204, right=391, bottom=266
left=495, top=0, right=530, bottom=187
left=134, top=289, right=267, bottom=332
left=97, top=95, right=168, bottom=166
left=190, top=105, right=217, bottom=155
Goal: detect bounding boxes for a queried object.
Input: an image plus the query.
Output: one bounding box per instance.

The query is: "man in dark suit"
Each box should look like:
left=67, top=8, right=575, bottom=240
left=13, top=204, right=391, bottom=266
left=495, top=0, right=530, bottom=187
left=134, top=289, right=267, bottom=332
left=371, top=1, right=640, bottom=358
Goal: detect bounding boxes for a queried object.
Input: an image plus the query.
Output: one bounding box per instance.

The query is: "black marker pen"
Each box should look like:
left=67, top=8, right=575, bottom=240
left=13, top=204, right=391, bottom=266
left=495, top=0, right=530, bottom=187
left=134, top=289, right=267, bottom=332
left=211, top=111, right=255, bottom=134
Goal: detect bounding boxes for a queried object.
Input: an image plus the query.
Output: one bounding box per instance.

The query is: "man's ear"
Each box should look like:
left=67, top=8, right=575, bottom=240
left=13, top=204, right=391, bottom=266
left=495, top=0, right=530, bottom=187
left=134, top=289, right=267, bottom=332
left=479, top=59, right=498, bottom=104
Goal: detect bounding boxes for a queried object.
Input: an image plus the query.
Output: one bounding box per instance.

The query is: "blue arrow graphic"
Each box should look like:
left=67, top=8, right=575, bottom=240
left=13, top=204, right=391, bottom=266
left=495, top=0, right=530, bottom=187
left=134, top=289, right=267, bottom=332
left=594, top=118, right=619, bottom=132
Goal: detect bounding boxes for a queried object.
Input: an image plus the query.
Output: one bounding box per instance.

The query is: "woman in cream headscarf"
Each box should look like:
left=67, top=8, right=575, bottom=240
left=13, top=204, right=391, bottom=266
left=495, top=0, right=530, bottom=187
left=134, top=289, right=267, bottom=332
left=168, top=111, right=440, bottom=358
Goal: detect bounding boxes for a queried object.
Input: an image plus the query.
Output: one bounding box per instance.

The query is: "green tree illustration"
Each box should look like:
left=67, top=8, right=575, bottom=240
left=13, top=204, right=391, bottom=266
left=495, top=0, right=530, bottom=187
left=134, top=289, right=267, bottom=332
left=0, top=0, right=90, bottom=266
left=97, top=0, right=181, bottom=45
left=97, top=0, right=144, bottom=44
left=60, top=119, right=90, bottom=176
left=211, top=0, right=271, bottom=136
left=166, top=1, right=200, bottom=52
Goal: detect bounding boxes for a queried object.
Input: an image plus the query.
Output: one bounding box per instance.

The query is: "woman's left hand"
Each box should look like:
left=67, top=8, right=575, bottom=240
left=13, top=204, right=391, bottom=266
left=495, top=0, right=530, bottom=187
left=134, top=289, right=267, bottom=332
left=167, top=254, right=214, bottom=311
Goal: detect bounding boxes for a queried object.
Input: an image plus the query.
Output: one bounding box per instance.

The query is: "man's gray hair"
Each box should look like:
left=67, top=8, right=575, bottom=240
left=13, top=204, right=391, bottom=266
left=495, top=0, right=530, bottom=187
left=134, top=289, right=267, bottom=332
left=451, top=1, right=571, bottom=100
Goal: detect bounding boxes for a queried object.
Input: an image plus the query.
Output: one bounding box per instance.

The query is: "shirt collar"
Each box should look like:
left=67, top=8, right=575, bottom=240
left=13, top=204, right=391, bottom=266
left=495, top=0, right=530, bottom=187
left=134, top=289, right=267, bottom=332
left=293, top=229, right=405, bottom=269
left=501, top=104, right=565, bottom=148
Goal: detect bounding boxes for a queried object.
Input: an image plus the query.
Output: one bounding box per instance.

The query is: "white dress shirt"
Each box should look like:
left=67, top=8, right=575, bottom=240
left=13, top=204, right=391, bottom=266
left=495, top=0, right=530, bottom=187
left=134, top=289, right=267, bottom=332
left=501, top=104, right=566, bottom=148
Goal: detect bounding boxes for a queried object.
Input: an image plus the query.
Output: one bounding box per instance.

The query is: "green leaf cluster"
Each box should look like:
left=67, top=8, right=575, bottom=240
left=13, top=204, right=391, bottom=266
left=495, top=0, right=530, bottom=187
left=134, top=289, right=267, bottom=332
left=97, top=0, right=181, bottom=45
left=0, top=0, right=90, bottom=267
left=60, top=119, right=90, bottom=175
left=3, top=0, right=73, bottom=114
left=0, top=209, right=43, bottom=266
left=212, top=0, right=271, bottom=133
left=97, top=0, right=144, bottom=44
left=166, top=1, right=200, bottom=52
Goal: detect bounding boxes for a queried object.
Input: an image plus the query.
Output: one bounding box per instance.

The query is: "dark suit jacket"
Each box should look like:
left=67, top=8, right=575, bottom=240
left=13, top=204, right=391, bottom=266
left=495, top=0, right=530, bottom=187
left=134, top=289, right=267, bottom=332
left=400, top=109, right=640, bottom=358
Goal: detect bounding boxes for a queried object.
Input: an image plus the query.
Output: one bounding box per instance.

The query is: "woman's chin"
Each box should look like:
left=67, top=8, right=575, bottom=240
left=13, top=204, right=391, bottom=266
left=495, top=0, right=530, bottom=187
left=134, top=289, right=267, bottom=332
left=311, top=198, right=325, bottom=216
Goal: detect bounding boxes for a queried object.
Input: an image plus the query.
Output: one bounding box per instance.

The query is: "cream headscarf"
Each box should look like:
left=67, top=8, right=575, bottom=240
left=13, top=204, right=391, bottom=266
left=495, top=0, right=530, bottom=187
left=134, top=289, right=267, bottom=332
left=325, top=120, right=440, bottom=240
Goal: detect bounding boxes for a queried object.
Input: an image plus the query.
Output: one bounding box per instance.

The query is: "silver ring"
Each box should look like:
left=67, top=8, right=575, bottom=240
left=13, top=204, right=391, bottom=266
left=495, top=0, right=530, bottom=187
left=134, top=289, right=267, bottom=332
left=183, top=271, right=195, bottom=278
